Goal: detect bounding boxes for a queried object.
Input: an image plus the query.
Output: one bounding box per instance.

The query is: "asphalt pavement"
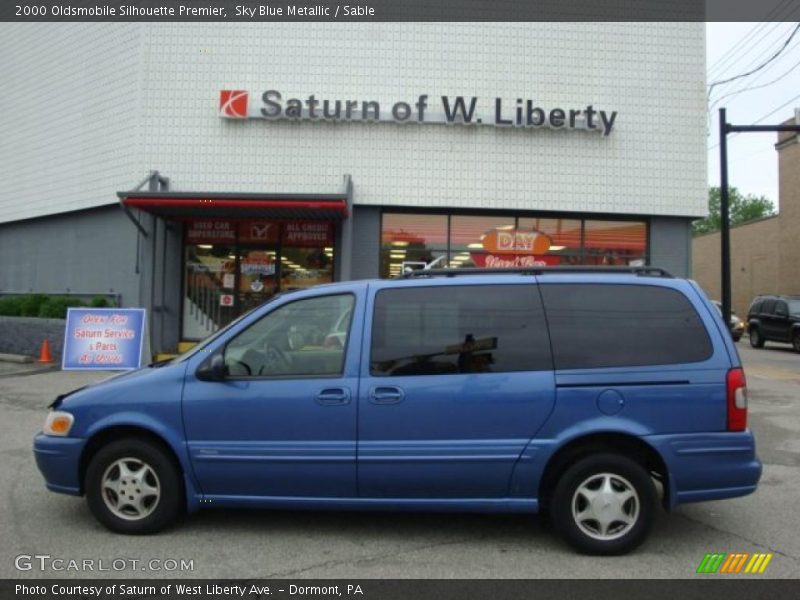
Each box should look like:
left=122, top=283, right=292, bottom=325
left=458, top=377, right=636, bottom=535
left=1, top=340, right=798, bottom=579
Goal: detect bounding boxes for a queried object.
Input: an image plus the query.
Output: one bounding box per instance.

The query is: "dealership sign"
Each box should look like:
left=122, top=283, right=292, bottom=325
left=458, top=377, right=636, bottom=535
left=219, top=90, right=618, bottom=135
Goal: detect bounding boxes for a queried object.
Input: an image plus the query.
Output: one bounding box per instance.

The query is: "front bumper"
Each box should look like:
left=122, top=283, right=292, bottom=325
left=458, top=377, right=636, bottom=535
left=646, top=430, right=762, bottom=509
left=33, top=433, right=86, bottom=496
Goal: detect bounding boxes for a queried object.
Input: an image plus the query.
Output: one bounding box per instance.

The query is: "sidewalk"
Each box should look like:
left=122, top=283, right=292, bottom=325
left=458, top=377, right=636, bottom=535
left=0, top=359, right=57, bottom=378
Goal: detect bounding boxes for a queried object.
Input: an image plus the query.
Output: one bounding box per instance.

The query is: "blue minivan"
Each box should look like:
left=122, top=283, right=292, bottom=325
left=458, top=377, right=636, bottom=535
left=34, top=267, right=761, bottom=554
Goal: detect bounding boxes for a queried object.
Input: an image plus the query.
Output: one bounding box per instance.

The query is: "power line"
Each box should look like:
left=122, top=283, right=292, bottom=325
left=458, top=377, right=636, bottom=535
left=727, top=145, right=777, bottom=164
left=710, top=50, right=800, bottom=110
left=707, top=23, right=800, bottom=99
left=709, top=18, right=800, bottom=104
left=712, top=22, right=800, bottom=99
left=708, top=22, right=771, bottom=79
left=708, top=0, right=797, bottom=79
left=752, top=91, right=800, bottom=125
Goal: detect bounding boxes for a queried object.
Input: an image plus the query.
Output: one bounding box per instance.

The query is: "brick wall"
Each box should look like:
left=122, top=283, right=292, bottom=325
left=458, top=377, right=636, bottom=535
left=777, top=122, right=800, bottom=296
left=692, top=216, right=780, bottom=317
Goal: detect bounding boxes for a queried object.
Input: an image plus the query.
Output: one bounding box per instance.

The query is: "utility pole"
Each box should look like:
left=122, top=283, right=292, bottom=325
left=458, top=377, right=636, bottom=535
left=719, top=108, right=731, bottom=330
left=717, top=108, right=800, bottom=326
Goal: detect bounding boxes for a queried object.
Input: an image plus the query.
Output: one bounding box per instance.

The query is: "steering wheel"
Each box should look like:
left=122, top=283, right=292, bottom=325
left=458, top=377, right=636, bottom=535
left=229, top=359, right=251, bottom=376
left=259, top=343, right=292, bottom=375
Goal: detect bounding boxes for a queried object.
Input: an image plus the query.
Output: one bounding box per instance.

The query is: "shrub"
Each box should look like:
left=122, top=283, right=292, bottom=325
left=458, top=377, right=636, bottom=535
left=38, top=297, right=87, bottom=319
left=90, top=296, right=110, bottom=308
left=0, top=294, right=100, bottom=319
left=20, top=293, right=49, bottom=317
left=0, top=296, right=23, bottom=316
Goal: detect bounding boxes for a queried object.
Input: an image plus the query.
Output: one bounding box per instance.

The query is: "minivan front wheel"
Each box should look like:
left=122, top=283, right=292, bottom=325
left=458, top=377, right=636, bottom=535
left=551, top=453, right=656, bottom=555
left=85, top=438, right=182, bottom=534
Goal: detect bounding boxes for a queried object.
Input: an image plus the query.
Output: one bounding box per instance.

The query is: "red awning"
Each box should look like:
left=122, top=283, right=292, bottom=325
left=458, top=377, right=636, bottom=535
left=118, top=192, right=349, bottom=220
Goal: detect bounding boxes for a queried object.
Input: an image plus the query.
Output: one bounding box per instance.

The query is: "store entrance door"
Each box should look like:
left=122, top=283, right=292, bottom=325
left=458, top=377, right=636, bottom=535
left=237, top=246, right=279, bottom=315
left=181, top=219, right=336, bottom=341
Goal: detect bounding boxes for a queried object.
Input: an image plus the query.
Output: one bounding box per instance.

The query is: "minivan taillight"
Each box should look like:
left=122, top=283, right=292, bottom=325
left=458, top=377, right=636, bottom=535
left=727, top=367, right=748, bottom=431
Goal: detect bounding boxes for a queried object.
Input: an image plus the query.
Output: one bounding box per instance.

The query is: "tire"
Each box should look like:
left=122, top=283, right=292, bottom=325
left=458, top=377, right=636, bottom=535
left=85, top=438, right=183, bottom=534
left=551, top=453, right=657, bottom=555
left=749, top=327, right=765, bottom=348
left=793, top=331, right=800, bottom=354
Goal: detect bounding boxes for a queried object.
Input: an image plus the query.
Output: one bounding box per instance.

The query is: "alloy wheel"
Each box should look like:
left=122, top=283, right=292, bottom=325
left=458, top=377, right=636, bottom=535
left=100, top=457, right=161, bottom=521
left=571, top=472, right=640, bottom=541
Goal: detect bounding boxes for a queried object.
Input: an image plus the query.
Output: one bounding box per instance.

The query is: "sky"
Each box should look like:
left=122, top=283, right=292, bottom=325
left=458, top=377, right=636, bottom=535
left=706, top=21, right=800, bottom=210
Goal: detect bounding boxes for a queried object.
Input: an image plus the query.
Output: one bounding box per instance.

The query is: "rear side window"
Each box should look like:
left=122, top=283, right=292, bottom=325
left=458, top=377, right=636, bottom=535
left=762, top=299, right=777, bottom=314
left=370, top=285, right=552, bottom=376
left=540, top=284, right=712, bottom=370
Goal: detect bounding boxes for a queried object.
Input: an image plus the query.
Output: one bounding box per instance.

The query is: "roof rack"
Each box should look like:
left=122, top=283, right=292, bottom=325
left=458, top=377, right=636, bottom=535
left=399, top=266, right=674, bottom=279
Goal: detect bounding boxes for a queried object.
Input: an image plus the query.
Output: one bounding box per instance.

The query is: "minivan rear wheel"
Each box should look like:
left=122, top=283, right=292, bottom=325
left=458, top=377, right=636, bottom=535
left=551, top=453, right=656, bottom=555
left=792, top=331, right=800, bottom=353
left=749, top=327, right=765, bottom=348
left=85, top=438, right=182, bottom=534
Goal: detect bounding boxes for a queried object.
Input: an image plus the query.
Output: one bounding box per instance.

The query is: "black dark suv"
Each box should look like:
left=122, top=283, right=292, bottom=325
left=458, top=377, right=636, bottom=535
left=747, top=295, right=800, bottom=352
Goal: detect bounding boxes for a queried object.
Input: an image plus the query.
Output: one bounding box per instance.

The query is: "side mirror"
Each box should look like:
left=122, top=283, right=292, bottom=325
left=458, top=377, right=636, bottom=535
left=196, top=353, right=227, bottom=382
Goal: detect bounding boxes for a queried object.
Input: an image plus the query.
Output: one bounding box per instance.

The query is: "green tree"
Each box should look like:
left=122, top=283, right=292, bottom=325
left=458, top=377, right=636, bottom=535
left=693, top=187, right=776, bottom=235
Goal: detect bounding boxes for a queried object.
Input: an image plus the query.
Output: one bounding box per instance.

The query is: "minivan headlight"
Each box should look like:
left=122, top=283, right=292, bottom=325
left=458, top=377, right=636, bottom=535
left=43, top=411, right=75, bottom=437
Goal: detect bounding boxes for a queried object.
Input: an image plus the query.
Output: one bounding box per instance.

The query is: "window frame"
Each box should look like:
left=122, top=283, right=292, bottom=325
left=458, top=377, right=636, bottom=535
left=220, top=292, right=356, bottom=381
left=368, top=283, right=553, bottom=377
left=540, top=282, right=714, bottom=371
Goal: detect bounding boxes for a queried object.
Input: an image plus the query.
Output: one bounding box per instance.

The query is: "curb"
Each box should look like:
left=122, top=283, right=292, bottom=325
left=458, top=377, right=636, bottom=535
left=0, top=364, right=59, bottom=378
left=0, top=352, right=35, bottom=364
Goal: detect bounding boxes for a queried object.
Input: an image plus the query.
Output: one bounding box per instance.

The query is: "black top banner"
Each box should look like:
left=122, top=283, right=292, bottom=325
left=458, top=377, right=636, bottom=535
left=1, top=0, right=798, bottom=22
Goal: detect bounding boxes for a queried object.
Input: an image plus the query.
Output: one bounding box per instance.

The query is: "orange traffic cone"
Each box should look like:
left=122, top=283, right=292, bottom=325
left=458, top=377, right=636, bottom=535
left=37, top=339, right=53, bottom=363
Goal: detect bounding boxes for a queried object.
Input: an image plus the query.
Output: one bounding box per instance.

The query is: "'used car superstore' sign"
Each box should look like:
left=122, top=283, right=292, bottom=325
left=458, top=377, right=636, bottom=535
left=219, top=90, right=618, bottom=135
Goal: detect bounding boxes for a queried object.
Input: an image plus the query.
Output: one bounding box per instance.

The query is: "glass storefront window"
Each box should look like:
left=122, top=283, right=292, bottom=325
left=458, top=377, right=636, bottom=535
left=449, top=215, right=516, bottom=268
left=518, top=217, right=583, bottom=265
left=280, top=246, right=334, bottom=292
left=583, top=219, right=647, bottom=266
left=379, top=212, right=648, bottom=276
left=380, top=213, right=448, bottom=278
left=238, top=248, right=278, bottom=313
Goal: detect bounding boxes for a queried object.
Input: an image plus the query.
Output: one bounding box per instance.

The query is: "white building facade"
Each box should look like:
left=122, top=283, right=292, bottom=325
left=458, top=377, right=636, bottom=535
left=0, top=22, right=706, bottom=353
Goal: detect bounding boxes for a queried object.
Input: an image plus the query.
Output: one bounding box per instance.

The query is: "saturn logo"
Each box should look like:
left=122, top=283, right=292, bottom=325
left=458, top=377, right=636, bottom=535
left=219, top=90, right=249, bottom=118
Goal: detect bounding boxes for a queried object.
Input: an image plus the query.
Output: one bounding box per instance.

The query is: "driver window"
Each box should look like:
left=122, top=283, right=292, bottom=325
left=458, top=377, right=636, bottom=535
left=224, top=294, right=355, bottom=378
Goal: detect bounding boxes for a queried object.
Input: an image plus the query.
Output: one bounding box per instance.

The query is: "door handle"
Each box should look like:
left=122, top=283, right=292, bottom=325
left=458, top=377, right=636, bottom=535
left=316, top=388, right=351, bottom=406
left=369, top=386, right=405, bottom=405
